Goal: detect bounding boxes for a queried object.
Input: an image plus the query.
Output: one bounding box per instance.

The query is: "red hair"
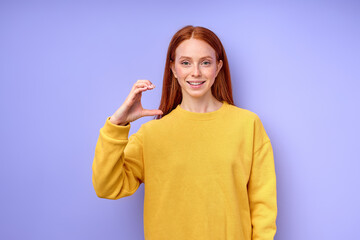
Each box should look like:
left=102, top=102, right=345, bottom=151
left=154, top=25, right=234, bottom=120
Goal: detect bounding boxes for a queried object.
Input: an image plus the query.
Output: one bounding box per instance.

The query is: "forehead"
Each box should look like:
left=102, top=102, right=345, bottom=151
left=175, top=38, right=216, bottom=59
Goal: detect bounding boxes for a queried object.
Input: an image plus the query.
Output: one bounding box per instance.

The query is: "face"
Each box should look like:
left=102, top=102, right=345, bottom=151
left=171, top=38, right=223, bottom=101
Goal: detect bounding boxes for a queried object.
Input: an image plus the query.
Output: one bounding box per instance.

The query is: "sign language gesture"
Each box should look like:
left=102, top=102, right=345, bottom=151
left=109, top=80, right=163, bottom=126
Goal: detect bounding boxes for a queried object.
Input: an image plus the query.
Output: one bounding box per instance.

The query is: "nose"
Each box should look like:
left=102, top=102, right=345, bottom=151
left=191, top=64, right=201, bottom=77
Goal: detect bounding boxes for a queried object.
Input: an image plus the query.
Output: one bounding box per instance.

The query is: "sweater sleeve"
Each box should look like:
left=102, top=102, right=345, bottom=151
left=247, top=115, right=278, bottom=240
left=92, top=116, right=144, bottom=200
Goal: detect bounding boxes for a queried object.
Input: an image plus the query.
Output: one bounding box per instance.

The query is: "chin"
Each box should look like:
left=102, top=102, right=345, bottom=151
left=186, top=91, right=211, bottom=99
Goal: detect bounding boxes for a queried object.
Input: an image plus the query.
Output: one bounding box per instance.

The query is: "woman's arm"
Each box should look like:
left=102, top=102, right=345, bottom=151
left=92, top=79, right=161, bottom=200
left=247, top=115, right=278, bottom=240
left=92, top=117, right=144, bottom=200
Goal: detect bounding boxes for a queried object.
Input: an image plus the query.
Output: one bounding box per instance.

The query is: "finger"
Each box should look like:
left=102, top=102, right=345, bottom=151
left=141, top=109, right=164, bottom=117
left=137, top=79, right=150, bottom=83
left=134, top=82, right=155, bottom=90
left=133, top=86, right=148, bottom=95
left=131, top=85, right=149, bottom=96
left=136, top=83, right=156, bottom=92
left=132, top=86, right=155, bottom=101
left=136, top=80, right=155, bottom=88
left=130, top=84, right=155, bottom=102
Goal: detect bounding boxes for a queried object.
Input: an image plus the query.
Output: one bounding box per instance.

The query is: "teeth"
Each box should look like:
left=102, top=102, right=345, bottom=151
left=188, top=81, right=204, bottom=85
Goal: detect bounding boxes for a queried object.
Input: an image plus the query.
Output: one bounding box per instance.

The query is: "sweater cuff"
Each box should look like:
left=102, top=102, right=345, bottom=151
left=101, top=116, right=131, bottom=140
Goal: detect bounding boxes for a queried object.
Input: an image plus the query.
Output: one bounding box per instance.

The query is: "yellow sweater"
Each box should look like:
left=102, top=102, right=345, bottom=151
left=92, top=100, right=277, bottom=240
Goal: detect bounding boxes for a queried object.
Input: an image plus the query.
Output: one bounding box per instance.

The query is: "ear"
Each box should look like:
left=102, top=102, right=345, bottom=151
left=170, top=61, right=178, bottom=79
left=215, top=60, right=223, bottom=77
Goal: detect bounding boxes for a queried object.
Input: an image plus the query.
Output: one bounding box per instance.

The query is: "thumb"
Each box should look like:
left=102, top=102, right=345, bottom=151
left=142, top=109, right=164, bottom=117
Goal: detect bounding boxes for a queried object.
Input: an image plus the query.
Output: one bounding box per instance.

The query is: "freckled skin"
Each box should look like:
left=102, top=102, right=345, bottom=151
left=171, top=38, right=223, bottom=101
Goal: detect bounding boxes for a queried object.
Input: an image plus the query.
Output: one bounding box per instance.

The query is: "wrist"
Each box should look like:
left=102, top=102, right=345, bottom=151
left=109, top=116, right=129, bottom=126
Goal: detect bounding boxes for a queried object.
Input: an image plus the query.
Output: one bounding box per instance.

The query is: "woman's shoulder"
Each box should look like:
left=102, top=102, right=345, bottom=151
left=226, top=103, right=269, bottom=140
left=225, top=103, right=261, bottom=121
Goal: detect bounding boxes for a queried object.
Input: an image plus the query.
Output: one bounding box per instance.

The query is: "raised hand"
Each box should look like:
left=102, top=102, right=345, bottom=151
left=109, top=80, right=163, bottom=126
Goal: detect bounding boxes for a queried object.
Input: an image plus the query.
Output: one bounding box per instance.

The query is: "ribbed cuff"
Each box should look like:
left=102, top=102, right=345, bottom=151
left=101, top=116, right=131, bottom=140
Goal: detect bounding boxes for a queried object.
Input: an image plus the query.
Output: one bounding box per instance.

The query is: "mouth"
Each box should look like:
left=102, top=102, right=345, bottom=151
left=186, top=81, right=206, bottom=86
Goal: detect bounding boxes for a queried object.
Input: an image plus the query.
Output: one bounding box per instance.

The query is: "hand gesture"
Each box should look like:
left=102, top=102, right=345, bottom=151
left=109, top=80, right=163, bottom=125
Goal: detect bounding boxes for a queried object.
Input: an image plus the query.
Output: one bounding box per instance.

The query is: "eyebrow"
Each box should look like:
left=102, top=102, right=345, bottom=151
left=178, top=56, right=214, bottom=60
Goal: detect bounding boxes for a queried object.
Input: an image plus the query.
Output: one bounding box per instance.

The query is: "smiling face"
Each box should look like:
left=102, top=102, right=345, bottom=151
left=171, top=38, right=223, bottom=101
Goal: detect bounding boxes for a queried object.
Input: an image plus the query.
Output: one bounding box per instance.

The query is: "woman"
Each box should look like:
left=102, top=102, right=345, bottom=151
left=92, top=25, right=277, bottom=240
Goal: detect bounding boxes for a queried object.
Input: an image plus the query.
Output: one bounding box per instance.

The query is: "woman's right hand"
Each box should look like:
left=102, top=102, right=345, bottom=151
left=109, top=80, right=163, bottom=126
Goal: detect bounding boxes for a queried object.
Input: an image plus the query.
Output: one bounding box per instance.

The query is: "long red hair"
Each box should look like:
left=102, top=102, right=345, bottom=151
left=154, top=25, right=234, bottom=120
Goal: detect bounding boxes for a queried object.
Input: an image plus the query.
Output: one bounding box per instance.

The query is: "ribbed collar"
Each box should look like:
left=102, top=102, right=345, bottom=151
left=172, top=100, right=228, bottom=120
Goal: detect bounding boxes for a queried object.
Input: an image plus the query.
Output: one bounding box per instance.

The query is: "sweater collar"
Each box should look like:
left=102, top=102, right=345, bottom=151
left=172, top=100, right=228, bottom=120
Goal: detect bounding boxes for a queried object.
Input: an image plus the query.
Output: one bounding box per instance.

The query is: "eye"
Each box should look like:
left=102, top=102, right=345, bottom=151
left=181, top=61, right=190, bottom=66
left=203, top=61, right=211, bottom=65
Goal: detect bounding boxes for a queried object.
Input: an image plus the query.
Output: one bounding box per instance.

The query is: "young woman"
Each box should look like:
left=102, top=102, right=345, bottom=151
left=92, top=25, right=277, bottom=240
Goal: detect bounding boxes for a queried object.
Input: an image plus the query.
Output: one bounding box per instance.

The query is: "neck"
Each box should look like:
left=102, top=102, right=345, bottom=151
left=180, top=96, right=223, bottom=113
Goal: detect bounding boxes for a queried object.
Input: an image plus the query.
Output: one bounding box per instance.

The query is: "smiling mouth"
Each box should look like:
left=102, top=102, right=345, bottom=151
left=186, top=81, right=206, bottom=86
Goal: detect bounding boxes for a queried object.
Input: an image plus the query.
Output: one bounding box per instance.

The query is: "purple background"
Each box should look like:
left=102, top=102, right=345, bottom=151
left=1, top=1, right=359, bottom=239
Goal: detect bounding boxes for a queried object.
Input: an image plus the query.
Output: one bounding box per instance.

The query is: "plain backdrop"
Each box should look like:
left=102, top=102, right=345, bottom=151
left=1, top=0, right=359, bottom=239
